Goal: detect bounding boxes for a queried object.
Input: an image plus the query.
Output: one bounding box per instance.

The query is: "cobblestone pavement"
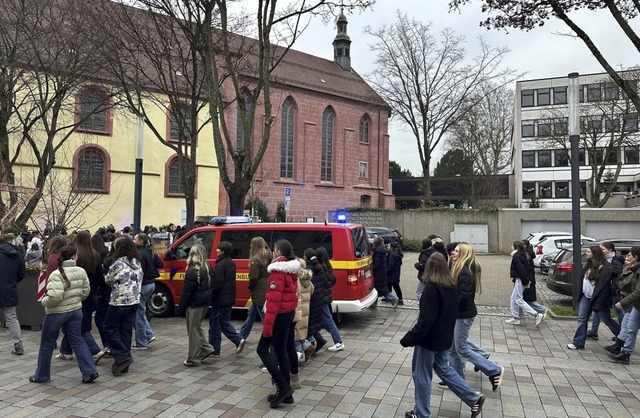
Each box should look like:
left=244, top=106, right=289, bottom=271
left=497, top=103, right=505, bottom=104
left=1, top=254, right=639, bottom=417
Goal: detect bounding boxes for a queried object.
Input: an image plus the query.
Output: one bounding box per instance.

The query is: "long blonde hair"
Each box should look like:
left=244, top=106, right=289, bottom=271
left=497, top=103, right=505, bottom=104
left=187, top=244, right=209, bottom=284
left=249, top=236, right=272, bottom=266
left=451, top=243, right=482, bottom=294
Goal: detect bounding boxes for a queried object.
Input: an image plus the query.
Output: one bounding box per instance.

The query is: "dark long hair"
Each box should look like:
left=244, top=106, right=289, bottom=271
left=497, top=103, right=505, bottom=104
left=315, top=246, right=335, bottom=282
left=274, top=239, right=295, bottom=261
left=75, top=230, right=100, bottom=274
left=112, top=236, right=139, bottom=261
left=57, top=245, right=77, bottom=289
left=585, top=245, right=608, bottom=281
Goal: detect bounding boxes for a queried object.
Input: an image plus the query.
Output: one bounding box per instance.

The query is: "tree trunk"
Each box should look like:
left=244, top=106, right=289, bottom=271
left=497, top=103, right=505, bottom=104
left=421, top=159, right=432, bottom=204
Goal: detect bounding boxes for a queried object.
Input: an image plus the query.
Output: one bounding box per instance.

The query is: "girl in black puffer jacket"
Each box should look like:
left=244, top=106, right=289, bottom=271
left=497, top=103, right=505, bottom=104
left=506, top=241, right=544, bottom=326
left=177, top=244, right=215, bottom=366
left=387, top=242, right=404, bottom=304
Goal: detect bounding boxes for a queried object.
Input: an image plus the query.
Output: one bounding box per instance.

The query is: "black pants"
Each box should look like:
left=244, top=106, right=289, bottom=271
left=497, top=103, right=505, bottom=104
left=103, top=304, right=138, bottom=364
left=257, top=311, right=294, bottom=388
left=388, top=283, right=403, bottom=300
left=287, top=322, right=298, bottom=375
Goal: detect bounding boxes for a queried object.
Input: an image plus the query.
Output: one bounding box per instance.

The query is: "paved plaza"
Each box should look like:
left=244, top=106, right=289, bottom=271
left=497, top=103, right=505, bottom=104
left=1, top=254, right=640, bottom=417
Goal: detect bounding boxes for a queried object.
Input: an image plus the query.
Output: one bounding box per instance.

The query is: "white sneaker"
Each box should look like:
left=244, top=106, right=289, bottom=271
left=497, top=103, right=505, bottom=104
left=297, top=352, right=305, bottom=363
left=535, top=313, right=544, bottom=327
left=327, top=342, right=345, bottom=352
left=505, top=318, right=520, bottom=325
left=567, top=343, right=580, bottom=350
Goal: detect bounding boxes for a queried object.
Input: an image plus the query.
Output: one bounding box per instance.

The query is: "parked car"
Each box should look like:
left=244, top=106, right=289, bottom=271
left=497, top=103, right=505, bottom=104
left=524, top=231, right=575, bottom=247
left=365, top=227, right=403, bottom=245
left=533, top=235, right=596, bottom=267
left=546, top=239, right=640, bottom=296
left=538, top=251, right=560, bottom=275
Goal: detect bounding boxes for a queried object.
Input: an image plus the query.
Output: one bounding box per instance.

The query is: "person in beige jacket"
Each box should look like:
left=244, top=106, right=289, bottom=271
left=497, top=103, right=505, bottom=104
left=30, top=245, right=98, bottom=384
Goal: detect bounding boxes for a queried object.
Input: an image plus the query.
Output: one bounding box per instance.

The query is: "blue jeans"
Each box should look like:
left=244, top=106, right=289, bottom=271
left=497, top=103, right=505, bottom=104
left=450, top=318, right=501, bottom=378
left=591, top=294, right=624, bottom=333
left=239, top=302, right=264, bottom=340
left=60, top=297, right=101, bottom=356
left=411, top=345, right=481, bottom=417
left=572, top=295, right=591, bottom=347
left=208, top=306, right=242, bottom=354
left=34, top=309, right=96, bottom=382
left=134, top=283, right=155, bottom=347
left=467, top=339, right=490, bottom=359
left=382, top=291, right=398, bottom=303
left=321, top=304, right=342, bottom=344
left=103, top=304, right=137, bottom=365
left=621, top=307, right=640, bottom=355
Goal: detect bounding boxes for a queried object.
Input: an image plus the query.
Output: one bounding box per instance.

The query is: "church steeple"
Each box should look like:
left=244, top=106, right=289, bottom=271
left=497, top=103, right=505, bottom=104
left=332, top=9, right=351, bottom=71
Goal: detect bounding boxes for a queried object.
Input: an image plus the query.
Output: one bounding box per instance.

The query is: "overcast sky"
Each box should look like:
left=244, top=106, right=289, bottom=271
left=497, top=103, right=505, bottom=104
left=274, top=0, right=639, bottom=176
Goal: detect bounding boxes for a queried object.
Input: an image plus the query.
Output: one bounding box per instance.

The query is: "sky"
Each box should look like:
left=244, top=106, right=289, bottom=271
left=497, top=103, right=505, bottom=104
left=271, top=0, right=639, bottom=176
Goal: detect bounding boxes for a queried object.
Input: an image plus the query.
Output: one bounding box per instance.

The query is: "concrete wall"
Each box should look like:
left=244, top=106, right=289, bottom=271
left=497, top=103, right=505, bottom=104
left=349, top=208, right=640, bottom=254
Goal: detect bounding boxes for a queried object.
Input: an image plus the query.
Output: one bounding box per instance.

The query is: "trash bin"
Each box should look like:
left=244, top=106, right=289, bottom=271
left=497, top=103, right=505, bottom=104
left=0, top=269, right=45, bottom=331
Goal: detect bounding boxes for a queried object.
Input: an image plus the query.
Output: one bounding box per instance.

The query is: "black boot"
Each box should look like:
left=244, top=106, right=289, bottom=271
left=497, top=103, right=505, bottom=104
left=604, top=338, right=625, bottom=354
left=269, top=378, right=293, bottom=408
left=608, top=351, right=630, bottom=364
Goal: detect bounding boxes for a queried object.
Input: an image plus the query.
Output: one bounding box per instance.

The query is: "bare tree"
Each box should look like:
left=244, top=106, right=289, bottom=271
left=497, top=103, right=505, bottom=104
left=448, top=82, right=513, bottom=176
left=365, top=12, right=517, bottom=202
left=0, top=0, right=118, bottom=230
left=539, top=74, right=640, bottom=207
left=450, top=0, right=640, bottom=112
left=91, top=0, right=213, bottom=230
left=128, top=0, right=372, bottom=215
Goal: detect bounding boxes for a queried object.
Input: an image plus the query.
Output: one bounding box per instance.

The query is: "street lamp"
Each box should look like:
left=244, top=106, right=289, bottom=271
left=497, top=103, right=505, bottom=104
left=568, top=72, right=582, bottom=310
left=133, top=113, right=144, bottom=234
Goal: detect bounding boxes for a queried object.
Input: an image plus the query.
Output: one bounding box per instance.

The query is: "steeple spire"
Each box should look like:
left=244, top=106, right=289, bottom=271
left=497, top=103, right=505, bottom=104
left=332, top=7, right=351, bottom=71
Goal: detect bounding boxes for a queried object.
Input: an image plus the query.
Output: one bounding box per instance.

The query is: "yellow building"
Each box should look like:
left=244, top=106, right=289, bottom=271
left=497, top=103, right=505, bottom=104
left=11, top=85, right=218, bottom=232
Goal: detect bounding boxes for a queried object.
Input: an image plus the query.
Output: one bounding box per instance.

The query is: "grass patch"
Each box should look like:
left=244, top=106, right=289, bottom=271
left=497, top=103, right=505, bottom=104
left=550, top=306, right=578, bottom=316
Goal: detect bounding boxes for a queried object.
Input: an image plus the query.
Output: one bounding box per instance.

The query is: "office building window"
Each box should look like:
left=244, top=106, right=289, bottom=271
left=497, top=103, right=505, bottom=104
left=539, top=181, right=552, bottom=198
left=538, top=150, right=552, bottom=167
left=587, top=83, right=602, bottom=101
left=522, top=120, right=535, bottom=137
left=579, top=149, right=586, bottom=166
left=537, top=119, right=552, bottom=137
left=555, top=149, right=569, bottom=167
left=555, top=181, right=569, bottom=198
left=537, top=88, right=550, bottom=106
left=625, top=148, right=639, bottom=164
left=606, top=149, right=620, bottom=164
left=553, top=87, right=567, bottom=104
left=522, top=151, right=535, bottom=168
left=604, top=83, right=619, bottom=100
left=521, top=89, right=534, bottom=107
left=605, top=116, right=620, bottom=132
left=554, top=118, right=568, bottom=136
left=624, top=114, right=638, bottom=132
left=523, top=182, right=536, bottom=199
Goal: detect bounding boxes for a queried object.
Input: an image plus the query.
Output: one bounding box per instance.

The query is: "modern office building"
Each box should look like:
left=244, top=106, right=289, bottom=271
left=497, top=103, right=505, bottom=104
left=513, top=71, right=640, bottom=208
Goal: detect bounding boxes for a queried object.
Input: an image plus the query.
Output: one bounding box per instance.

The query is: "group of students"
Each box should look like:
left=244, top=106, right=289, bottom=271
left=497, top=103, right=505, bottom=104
left=402, top=236, right=504, bottom=418
left=176, top=237, right=345, bottom=408
left=29, top=230, right=161, bottom=383
left=559, top=241, right=640, bottom=365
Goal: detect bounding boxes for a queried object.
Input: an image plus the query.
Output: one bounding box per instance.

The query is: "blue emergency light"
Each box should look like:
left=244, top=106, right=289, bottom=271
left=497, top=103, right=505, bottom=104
left=335, top=211, right=348, bottom=223
left=211, top=216, right=253, bottom=225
